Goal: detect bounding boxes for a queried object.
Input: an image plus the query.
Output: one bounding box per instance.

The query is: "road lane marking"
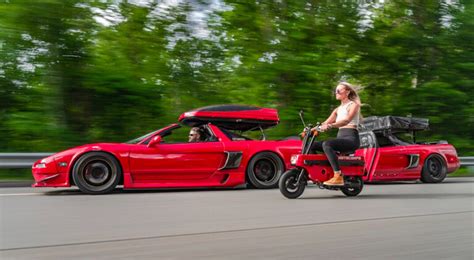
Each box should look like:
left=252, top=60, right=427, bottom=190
left=0, top=193, right=41, bottom=197
left=1, top=210, right=472, bottom=251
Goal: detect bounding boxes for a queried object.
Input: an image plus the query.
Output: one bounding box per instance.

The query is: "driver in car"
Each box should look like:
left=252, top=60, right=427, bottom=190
left=188, top=127, right=204, bottom=142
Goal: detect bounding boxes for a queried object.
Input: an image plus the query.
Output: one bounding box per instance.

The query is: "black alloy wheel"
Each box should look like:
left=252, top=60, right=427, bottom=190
left=72, top=152, right=122, bottom=194
left=247, top=152, right=284, bottom=189
left=420, top=154, right=447, bottom=183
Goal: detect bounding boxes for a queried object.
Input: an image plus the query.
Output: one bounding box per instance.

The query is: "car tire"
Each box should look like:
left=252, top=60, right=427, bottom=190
left=420, top=154, right=447, bottom=183
left=247, top=152, right=284, bottom=189
left=72, top=152, right=122, bottom=194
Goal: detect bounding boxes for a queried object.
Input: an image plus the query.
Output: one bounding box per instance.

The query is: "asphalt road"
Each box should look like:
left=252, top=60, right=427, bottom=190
left=1, top=177, right=473, bottom=259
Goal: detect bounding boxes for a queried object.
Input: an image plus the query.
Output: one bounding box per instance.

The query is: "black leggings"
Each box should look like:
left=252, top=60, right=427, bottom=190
left=310, top=128, right=360, bottom=172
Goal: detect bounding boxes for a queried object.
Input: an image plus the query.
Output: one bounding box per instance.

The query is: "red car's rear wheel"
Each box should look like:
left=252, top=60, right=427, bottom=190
left=72, top=152, right=122, bottom=194
left=247, top=152, right=284, bottom=189
left=420, top=154, right=447, bottom=183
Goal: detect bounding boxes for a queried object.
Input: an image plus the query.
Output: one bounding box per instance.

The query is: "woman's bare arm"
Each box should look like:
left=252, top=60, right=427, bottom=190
left=313, top=108, right=338, bottom=131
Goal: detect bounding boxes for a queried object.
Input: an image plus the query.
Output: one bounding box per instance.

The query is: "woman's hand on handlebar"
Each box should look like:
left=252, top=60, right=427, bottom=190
left=301, top=127, right=317, bottom=138
left=318, top=123, right=331, bottom=132
left=300, top=131, right=306, bottom=138
left=309, top=126, right=320, bottom=136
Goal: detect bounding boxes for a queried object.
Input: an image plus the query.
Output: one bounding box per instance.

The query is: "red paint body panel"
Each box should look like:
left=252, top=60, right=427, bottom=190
left=32, top=122, right=301, bottom=189
left=32, top=143, right=133, bottom=188
left=355, top=143, right=460, bottom=182
left=292, top=154, right=365, bottom=182
left=129, top=142, right=226, bottom=184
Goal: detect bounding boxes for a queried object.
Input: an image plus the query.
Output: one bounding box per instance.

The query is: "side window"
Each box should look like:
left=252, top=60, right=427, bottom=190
left=160, top=126, right=188, bottom=143
left=218, top=127, right=252, bottom=141
left=372, top=131, right=410, bottom=147
left=160, top=125, right=218, bottom=143
left=201, top=126, right=218, bottom=142
left=374, top=132, right=393, bottom=147
left=393, top=132, right=414, bottom=144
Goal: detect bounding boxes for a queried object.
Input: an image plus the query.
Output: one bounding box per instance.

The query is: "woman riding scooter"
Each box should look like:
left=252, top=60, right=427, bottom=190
left=310, top=82, right=362, bottom=186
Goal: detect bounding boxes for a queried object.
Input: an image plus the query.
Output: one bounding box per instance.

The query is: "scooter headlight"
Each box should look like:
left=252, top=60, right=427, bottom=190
left=290, top=155, right=298, bottom=165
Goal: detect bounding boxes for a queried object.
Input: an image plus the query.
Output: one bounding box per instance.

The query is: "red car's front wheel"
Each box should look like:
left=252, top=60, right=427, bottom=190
left=72, top=152, right=122, bottom=194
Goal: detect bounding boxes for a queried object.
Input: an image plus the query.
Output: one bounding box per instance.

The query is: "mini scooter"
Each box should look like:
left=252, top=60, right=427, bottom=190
left=279, top=111, right=365, bottom=199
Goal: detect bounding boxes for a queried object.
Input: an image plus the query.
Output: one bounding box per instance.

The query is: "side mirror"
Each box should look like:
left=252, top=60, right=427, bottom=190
left=147, top=135, right=162, bottom=147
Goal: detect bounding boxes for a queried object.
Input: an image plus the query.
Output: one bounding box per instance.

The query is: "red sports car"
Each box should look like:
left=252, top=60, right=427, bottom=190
left=355, top=116, right=460, bottom=183
left=32, top=105, right=301, bottom=194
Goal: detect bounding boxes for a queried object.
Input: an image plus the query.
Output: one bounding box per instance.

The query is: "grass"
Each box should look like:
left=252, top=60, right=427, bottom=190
left=448, top=167, right=474, bottom=177
left=0, top=169, right=34, bottom=181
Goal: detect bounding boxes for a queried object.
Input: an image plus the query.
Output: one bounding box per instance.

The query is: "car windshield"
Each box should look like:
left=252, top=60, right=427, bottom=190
left=125, top=130, right=158, bottom=144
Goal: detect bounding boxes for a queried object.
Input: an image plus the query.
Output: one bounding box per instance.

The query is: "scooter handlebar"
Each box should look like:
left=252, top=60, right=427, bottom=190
left=300, top=124, right=322, bottom=138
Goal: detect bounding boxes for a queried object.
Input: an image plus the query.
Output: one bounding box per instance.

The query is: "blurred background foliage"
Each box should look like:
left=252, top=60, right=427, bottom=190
left=0, top=0, right=473, bottom=154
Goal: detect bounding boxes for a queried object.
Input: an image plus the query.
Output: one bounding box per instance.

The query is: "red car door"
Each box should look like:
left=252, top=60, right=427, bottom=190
left=372, top=146, right=409, bottom=180
left=129, top=142, right=226, bottom=182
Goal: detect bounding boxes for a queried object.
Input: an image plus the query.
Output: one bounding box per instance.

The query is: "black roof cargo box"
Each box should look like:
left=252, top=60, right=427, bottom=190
left=360, top=116, right=429, bottom=132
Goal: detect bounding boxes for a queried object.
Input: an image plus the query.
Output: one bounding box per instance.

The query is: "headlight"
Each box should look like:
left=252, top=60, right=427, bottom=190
left=290, top=155, right=298, bottom=165
left=35, top=163, right=47, bottom=168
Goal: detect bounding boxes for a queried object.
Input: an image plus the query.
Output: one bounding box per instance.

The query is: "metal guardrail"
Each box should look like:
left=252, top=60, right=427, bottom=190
left=461, top=156, right=474, bottom=166
left=0, top=153, right=54, bottom=169
left=0, top=153, right=473, bottom=169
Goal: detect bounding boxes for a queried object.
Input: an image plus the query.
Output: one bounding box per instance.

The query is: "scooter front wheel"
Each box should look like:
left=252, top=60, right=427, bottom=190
left=279, top=169, right=307, bottom=199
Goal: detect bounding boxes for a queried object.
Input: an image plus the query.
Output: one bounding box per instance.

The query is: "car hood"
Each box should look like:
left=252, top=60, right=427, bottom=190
left=42, top=143, right=133, bottom=162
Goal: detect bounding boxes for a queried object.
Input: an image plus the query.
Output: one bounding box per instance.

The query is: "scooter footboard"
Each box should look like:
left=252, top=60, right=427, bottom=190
left=293, top=154, right=365, bottom=180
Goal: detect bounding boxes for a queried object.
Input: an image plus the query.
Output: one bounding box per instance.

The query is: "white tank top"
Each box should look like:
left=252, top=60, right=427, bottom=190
left=336, top=101, right=359, bottom=128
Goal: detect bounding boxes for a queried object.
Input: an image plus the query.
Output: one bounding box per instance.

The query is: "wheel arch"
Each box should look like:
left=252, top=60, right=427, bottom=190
left=420, top=152, right=448, bottom=183
left=69, top=150, right=124, bottom=186
left=245, top=150, right=286, bottom=181
left=421, top=152, right=447, bottom=169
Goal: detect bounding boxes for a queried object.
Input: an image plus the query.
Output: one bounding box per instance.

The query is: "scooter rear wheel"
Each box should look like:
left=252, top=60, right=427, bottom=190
left=340, top=176, right=363, bottom=197
left=279, top=169, right=306, bottom=199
